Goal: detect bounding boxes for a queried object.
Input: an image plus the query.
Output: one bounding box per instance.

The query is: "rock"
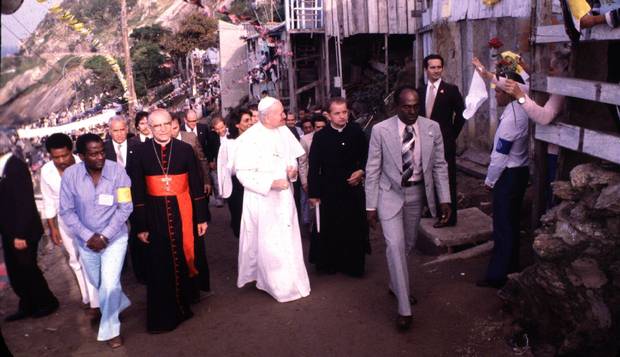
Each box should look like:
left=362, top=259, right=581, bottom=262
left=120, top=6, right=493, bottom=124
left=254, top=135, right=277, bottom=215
left=503, top=163, right=620, bottom=356
left=568, top=258, right=608, bottom=289
left=570, top=163, right=620, bottom=190
left=533, top=234, right=569, bottom=260
left=551, top=181, right=581, bottom=201
left=594, top=183, right=620, bottom=214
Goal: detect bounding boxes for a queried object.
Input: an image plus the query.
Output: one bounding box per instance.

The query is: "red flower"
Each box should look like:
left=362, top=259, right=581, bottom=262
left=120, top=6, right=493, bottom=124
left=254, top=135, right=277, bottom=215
left=488, top=37, right=504, bottom=49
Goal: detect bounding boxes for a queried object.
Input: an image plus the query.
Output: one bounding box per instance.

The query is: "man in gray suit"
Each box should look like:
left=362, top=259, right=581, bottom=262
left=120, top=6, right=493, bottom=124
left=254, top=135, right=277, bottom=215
left=365, top=86, right=452, bottom=331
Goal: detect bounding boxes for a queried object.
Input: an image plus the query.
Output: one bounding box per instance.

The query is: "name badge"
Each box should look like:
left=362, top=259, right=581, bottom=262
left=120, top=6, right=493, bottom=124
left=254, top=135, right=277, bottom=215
left=98, top=194, right=114, bottom=206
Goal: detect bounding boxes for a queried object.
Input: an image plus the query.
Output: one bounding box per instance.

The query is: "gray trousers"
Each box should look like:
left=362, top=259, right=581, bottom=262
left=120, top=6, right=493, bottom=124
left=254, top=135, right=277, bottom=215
left=380, top=184, right=424, bottom=316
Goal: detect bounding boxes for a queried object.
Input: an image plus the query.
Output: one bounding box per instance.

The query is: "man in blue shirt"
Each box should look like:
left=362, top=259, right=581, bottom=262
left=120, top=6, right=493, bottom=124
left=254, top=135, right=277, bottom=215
left=476, top=74, right=530, bottom=289
left=60, top=133, right=133, bottom=349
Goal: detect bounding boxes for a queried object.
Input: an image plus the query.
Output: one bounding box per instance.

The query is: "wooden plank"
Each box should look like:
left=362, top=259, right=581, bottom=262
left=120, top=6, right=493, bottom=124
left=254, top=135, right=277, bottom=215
left=296, top=80, right=320, bottom=95
left=582, top=129, right=620, bottom=165
left=406, top=0, right=416, bottom=34
left=378, top=0, right=388, bottom=34
left=535, top=24, right=620, bottom=43
left=354, top=0, right=368, bottom=34
left=534, top=123, right=581, bottom=151
left=397, top=0, right=408, bottom=34
left=530, top=74, right=620, bottom=106
left=387, top=0, right=399, bottom=34
left=345, top=0, right=356, bottom=35
left=325, top=0, right=333, bottom=36
left=450, top=0, right=468, bottom=22
left=368, top=0, right=379, bottom=33
left=341, top=0, right=350, bottom=37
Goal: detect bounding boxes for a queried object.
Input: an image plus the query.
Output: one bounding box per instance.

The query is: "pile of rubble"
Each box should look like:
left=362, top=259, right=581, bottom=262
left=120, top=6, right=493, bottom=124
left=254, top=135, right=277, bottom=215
left=500, top=163, right=620, bottom=355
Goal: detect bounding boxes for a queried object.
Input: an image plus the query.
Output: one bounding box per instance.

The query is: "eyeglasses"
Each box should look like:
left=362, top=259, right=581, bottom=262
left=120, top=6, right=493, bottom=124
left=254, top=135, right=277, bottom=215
left=150, top=121, right=172, bottom=130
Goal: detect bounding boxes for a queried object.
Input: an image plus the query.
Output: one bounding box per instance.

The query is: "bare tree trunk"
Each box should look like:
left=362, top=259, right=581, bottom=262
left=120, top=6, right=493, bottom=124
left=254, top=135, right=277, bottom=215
left=121, top=0, right=138, bottom=120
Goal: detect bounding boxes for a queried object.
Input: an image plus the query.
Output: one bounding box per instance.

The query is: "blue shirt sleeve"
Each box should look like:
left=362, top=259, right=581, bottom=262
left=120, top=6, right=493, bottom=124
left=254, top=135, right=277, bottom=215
left=100, top=166, right=133, bottom=241
left=59, top=169, right=94, bottom=242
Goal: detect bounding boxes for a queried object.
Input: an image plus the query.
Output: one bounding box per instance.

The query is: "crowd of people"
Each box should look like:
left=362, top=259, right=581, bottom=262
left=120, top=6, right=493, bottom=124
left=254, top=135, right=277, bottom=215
left=0, top=51, right=567, bottom=350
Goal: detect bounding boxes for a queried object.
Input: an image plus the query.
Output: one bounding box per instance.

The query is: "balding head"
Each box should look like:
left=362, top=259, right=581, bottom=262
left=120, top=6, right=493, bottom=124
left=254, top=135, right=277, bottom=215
left=185, top=109, right=198, bottom=129
left=148, top=109, right=173, bottom=144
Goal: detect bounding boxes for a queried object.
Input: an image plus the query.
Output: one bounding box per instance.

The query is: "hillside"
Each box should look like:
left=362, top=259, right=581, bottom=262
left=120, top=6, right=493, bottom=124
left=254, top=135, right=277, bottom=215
left=0, top=0, right=202, bottom=127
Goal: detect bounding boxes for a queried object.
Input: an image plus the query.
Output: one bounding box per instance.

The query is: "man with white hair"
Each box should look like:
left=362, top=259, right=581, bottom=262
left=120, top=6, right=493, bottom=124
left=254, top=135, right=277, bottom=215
left=476, top=71, right=530, bottom=289
left=232, top=97, right=311, bottom=302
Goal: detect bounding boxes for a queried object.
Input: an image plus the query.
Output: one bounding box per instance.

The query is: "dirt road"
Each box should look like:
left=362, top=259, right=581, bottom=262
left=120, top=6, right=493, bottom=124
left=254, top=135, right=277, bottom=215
left=1, top=175, right=517, bottom=356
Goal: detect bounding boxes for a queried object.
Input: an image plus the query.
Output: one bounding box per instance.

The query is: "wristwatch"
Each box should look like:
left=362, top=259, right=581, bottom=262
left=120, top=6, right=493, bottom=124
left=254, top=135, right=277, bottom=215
left=517, top=96, right=526, bottom=105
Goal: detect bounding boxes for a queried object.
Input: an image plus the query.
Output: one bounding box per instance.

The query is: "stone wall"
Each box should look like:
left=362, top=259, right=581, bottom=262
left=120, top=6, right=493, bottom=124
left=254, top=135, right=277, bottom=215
left=500, top=163, right=620, bottom=355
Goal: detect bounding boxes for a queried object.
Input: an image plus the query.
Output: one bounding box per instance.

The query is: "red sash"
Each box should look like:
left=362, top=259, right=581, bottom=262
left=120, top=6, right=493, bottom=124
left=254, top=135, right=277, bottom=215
left=146, top=173, right=198, bottom=277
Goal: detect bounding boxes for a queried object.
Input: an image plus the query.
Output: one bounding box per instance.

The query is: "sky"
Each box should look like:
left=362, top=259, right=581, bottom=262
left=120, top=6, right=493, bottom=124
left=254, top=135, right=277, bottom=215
left=1, top=0, right=49, bottom=56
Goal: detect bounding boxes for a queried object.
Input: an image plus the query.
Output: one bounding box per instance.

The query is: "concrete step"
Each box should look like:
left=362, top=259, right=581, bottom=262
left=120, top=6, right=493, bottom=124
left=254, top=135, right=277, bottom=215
left=417, top=207, right=493, bottom=255
left=456, top=157, right=488, bottom=179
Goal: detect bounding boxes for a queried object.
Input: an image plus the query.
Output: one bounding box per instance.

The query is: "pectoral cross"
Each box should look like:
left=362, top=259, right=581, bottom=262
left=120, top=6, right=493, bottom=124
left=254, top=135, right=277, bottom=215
left=161, top=176, right=172, bottom=192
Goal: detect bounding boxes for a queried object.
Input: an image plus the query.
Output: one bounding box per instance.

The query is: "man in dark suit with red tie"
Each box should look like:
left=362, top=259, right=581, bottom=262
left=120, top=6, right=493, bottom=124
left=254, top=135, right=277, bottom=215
left=417, top=54, right=466, bottom=227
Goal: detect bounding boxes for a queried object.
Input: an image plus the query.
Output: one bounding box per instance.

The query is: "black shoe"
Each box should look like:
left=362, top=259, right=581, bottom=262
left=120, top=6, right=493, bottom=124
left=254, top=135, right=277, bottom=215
left=396, top=315, right=413, bottom=331
left=5, top=310, right=31, bottom=322
left=475, top=279, right=505, bottom=289
left=32, top=300, right=59, bottom=318
left=388, top=289, right=418, bottom=305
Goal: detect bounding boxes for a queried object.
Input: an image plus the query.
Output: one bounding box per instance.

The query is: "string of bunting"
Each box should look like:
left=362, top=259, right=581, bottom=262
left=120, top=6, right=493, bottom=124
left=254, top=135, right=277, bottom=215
left=35, top=0, right=129, bottom=99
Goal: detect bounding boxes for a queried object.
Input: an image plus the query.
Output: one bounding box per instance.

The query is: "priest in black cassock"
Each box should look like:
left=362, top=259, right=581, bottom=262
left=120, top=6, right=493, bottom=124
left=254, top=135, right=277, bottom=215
left=308, top=98, right=370, bottom=277
left=130, top=109, right=209, bottom=333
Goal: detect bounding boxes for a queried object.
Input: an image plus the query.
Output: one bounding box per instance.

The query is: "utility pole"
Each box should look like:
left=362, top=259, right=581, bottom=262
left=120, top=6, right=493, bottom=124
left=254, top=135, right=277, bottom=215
left=120, top=0, right=138, bottom=119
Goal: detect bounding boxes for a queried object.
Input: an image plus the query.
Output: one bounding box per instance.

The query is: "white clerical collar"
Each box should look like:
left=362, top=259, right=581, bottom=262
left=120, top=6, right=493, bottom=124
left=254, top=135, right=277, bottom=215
left=330, top=123, right=346, bottom=132
left=0, top=152, right=12, bottom=176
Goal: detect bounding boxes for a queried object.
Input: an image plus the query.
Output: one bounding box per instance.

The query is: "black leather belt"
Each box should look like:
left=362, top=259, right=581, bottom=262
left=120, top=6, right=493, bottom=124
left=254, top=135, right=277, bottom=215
left=402, top=180, right=423, bottom=187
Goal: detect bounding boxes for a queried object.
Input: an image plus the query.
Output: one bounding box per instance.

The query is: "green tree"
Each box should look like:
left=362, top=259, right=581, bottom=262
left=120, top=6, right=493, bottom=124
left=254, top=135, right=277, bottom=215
left=131, top=42, right=169, bottom=97
left=161, top=13, right=218, bottom=58
left=83, top=55, right=125, bottom=99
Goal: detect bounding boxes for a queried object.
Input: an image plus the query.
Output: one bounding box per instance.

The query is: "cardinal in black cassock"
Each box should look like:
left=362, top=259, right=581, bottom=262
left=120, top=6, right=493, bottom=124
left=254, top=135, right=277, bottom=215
left=308, top=119, right=370, bottom=277
left=131, top=134, right=209, bottom=333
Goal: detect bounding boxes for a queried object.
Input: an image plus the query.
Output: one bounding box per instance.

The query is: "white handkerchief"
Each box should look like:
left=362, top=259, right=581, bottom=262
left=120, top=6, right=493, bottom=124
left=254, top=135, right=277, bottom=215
left=463, top=71, right=489, bottom=120
left=98, top=194, right=114, bottom=206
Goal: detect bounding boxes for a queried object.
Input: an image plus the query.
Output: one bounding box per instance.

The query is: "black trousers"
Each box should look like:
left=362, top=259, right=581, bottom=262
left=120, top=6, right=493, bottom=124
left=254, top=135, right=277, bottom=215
left=227, top=175, right=244, bottom=238
left=1, top=236, right=57, bottom=314
left=486, top=166, right=529, bottom=282
left=128, top=226, right=148, bottom=283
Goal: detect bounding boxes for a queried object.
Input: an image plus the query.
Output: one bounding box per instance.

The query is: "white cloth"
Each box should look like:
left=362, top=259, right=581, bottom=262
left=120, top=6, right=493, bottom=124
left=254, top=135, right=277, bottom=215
left=0, top=152, right=12, bottom=176
left=463, top=71, right=489, bottom=120
left=217, top=138, right=237, bottom=198
left=232, top=122, right=310, bottom=303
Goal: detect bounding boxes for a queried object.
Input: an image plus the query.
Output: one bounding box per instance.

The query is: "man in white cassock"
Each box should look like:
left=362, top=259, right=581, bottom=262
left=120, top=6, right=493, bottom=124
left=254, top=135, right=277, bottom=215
left=232, top=97, right=311, bottom=302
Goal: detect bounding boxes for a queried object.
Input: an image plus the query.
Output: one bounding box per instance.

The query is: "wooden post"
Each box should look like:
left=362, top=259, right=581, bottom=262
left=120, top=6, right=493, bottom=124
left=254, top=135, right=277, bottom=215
left=120, top=0, right=137, bottom=119
left=286, top=32, right=297, bottom=113
left=488, top=18, right=498, bottom=145
left=530, top=0, right=552, bottom=230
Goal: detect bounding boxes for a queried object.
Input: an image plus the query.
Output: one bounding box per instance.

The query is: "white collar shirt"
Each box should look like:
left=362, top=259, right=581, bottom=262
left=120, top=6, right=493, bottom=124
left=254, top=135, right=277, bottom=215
left=40, top=155, right=81, bottom=219
left=185, top=124, right=197, bottom=136
left=0, top=152, right=12, bottom=177
left=114, top=140, right=128, bottom=168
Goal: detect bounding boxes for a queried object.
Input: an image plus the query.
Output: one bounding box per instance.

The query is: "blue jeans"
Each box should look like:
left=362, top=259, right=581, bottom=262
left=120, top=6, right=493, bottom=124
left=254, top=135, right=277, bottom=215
left=486, top=167, right=529, bottom=283
left=78, top=234, right=131, bottom=341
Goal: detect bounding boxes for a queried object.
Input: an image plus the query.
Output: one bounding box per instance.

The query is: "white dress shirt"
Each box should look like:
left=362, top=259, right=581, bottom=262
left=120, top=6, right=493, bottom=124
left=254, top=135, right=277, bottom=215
left=113, top=140, right=128, bottom=168
left=397, top=119, right=423, bottom=182
left=40, top=155, right=81, bottom=219
left=485, top=101, right=529, bottom=187
left=185, top=124, right=197, bottom=136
